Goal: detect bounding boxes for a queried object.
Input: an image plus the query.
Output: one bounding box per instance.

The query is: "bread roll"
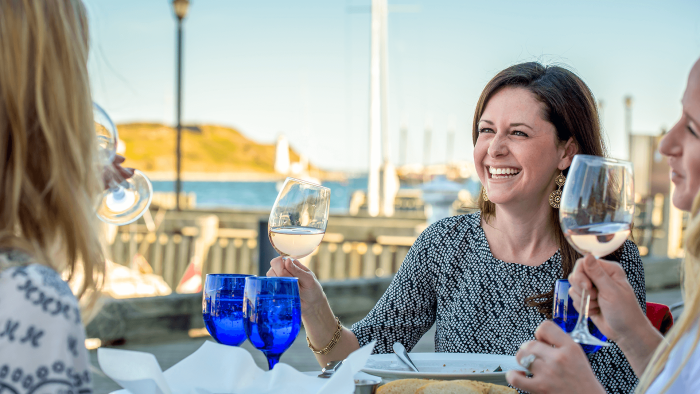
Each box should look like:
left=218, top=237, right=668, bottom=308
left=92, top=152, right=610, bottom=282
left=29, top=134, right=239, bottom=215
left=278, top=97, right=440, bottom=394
left=376, top=379, right=433, bottom=394
left=415, top=380, right=487, bottom=394
left=377, top=379, right=517, bottom=394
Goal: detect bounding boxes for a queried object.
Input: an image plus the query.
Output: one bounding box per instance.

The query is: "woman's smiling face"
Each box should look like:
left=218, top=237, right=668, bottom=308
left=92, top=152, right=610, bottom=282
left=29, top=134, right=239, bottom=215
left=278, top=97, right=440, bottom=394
left=659, top=59, right=700, bottom=212
left=474, top=87, right=576, bottom=207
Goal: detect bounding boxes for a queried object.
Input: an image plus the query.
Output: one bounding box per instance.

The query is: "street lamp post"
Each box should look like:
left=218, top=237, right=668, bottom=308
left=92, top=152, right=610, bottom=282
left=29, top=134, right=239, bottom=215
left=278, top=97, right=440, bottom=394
left=172, top=0, right=189, bottom=211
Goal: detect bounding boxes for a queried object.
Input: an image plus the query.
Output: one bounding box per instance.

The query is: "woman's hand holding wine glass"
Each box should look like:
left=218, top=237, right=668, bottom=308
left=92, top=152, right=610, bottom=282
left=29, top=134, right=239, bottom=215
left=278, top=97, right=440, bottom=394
left=568, top=255, right=646, bottom=342
left=568, top=254, right=663, bottom=376
left=266, top=178, right=331, bottom=313
left=93, top=103, right=153, bottom=226
left=267, top=256, right=326, bottom=315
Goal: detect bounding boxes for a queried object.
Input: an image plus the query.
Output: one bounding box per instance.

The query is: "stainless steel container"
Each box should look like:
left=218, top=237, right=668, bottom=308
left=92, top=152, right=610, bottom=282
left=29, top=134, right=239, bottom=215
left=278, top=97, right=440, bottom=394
left=354, top=378, right=381, bottom=394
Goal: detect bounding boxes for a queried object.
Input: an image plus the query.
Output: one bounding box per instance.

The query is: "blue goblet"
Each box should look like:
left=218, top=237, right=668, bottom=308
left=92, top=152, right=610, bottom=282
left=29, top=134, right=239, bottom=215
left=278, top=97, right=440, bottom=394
left=203, top=274, right=253, bottom=346
left=553, top=279, right=607, bottom=354
left=243, top=277, right=302, bottom=370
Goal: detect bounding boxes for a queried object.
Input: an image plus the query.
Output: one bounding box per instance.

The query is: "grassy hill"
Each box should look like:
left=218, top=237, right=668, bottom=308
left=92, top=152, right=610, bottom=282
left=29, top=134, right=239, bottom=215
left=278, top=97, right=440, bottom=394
left=117, top=123, right=319, bottom=176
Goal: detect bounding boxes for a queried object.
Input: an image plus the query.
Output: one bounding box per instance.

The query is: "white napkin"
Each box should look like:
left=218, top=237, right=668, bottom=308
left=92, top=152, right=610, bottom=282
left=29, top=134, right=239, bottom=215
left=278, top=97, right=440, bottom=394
left=98, top=340, right=376, bottom=394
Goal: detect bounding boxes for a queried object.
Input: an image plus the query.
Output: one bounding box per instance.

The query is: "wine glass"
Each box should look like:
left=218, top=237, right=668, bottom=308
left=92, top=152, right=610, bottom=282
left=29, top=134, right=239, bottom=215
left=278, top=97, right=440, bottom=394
left=94, top=103, right=153, bottom=225
left=559, top=154, right=634, bottom=347
left=243, top=277, right=302, bottom=370
left=202, top=274, right=253, bottom=346
left=268, top=178, right=330, bottom=259
left=553, top=279, right=606, bottom=354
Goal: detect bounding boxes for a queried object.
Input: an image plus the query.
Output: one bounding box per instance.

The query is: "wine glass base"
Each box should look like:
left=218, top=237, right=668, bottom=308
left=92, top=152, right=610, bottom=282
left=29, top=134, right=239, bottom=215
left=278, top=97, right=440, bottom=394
left=570, top=330, right=612, bottom=347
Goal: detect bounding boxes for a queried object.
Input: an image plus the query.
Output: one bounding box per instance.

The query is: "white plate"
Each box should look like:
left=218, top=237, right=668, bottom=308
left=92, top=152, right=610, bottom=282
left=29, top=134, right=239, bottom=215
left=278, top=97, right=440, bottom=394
left=301, top=371, right=382, bottom=384
left=362, top=352, right=523, bottom=385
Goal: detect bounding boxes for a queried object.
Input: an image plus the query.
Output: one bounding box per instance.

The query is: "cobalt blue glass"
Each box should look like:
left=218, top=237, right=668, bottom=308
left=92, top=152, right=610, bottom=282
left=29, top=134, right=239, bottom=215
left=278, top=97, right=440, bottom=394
left=243, top=276, right=302, bottom=370
left=553, top=279, right=607, bottom=354
left=202, top=274, right=253, bottom=347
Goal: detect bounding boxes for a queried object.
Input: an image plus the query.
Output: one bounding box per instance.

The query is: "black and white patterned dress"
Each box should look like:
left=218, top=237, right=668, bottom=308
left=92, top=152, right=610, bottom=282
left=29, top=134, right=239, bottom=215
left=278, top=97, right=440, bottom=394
left=351, top=213, right=645, bottom=394
left=0, top=249, right=93, bottom=394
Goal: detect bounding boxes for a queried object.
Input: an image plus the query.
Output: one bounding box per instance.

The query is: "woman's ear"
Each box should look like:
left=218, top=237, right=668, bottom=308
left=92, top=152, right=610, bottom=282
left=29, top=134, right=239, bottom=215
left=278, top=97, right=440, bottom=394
left=558, top=138, right=578, bottom=170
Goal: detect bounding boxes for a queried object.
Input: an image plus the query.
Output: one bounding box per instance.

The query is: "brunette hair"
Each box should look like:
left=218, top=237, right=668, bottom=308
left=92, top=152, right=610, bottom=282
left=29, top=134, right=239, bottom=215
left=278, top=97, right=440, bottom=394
left=0, top=0, right=104, bottom=310
left=472, top=62, right=620, bottom=317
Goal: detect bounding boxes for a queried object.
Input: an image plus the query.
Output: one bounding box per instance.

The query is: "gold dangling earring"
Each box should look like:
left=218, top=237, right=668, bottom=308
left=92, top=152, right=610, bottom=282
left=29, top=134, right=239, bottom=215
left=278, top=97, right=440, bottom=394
left=482, top=188, right=489, bottom=202
left=549, top=172, right=566, bottom=208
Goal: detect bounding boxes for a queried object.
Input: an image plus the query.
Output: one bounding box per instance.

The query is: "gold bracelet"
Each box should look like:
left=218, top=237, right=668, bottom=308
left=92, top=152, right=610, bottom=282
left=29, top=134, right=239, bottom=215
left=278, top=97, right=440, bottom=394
left=307, top=316, right=342, bottom=355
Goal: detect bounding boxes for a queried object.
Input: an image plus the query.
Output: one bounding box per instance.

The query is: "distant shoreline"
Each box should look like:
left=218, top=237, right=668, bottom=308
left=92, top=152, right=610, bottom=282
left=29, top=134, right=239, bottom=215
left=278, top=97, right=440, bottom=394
left=143, top=171, right=351, bottom=182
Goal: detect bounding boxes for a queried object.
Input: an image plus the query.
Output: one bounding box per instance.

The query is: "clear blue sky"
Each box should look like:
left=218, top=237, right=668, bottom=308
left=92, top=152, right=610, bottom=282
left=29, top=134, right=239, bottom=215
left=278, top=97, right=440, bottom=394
left=85, top=0, right=700, bottom=172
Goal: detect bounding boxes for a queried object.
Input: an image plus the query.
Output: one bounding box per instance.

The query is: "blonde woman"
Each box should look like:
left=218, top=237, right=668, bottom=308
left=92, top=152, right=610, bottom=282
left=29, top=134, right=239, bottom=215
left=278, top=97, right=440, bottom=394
left=0, top=1, right=105, bottom=393
left=508, top=57, right=700, bottom=394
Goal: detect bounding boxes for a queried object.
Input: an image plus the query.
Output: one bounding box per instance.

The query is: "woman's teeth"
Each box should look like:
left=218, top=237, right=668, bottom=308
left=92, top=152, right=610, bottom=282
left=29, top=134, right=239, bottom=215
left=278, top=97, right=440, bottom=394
left=489, top=167, right=520, bottom=179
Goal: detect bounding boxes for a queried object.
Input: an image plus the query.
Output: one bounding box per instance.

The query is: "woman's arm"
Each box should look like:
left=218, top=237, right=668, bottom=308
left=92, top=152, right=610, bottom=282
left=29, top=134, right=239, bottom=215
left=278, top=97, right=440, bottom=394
left=268, top=218, right=443, bottom=366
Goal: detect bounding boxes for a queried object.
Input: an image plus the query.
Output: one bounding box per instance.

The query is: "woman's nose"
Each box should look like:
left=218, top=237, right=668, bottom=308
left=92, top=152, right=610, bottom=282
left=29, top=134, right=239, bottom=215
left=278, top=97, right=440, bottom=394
left=659, top=122, right=682, bottom=157
left=488, top=135, right=508, bottom=157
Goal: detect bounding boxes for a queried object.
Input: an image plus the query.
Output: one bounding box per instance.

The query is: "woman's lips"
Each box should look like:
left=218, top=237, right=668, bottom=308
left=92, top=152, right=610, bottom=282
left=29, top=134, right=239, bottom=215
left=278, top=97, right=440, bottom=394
left=670, top=170, right=683, bottom=184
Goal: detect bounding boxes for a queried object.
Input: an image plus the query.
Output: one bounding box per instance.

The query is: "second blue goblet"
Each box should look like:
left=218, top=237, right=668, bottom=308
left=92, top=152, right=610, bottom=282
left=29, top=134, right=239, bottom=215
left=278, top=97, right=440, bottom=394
left=243, top=276, right=302, bottom=370
left=553, top=279, right=608, bottom=354
left=203, top=274, right=253, bottom=347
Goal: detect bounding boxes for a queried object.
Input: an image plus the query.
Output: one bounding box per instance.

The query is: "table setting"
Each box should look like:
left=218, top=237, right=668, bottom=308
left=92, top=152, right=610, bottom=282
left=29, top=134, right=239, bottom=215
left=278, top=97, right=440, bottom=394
left=98, top=162, right=634, bottom=394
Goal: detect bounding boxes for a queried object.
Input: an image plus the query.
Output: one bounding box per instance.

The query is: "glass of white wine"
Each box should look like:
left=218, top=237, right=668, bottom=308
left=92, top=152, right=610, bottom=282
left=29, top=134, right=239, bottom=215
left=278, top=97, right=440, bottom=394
left=268, top=178, right=331, bottom=259
left=559, top=154, right=634, bottom=347
left=94, top=103, right=153, bottom=226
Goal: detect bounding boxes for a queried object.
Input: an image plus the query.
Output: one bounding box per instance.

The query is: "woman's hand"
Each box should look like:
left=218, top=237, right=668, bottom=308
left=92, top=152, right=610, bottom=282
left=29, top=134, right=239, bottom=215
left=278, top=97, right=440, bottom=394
left=568, top=254, right=663, bottom=375
left=267, top=257, right=361, bottom=366
left=568, top=254, right=647, bottom=343
left=506, top=321, right=605, bottom=394
left=266, top=256, right=327, bottom=314
left=103, top=154, right=135, bottom=190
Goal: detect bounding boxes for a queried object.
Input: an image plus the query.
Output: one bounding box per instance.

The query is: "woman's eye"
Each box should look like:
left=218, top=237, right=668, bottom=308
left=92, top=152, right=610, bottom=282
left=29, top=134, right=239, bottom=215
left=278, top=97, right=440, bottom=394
left=478, top=128, right=494, bottom=134
left=688, top=125, right=698, bottom=138
left=513, top=130, right=528, bottom=137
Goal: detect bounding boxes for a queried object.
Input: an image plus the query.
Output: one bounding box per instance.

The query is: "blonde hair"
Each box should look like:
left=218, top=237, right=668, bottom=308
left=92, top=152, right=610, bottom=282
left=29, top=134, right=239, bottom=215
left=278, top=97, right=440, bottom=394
left=637, top=191, right=700, bottom=393
left=0, top=0, right=103, bottom=308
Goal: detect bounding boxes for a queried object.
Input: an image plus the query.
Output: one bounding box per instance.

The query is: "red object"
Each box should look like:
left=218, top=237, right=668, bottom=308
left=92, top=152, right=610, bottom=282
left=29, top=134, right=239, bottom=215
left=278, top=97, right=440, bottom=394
left=646, top=302, right=674, bottom=335
left=176, top=259, right=202, bottom=294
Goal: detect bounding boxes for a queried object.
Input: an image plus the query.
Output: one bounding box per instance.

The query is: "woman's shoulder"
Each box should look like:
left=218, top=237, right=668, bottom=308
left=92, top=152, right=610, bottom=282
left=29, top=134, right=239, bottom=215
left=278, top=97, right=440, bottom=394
left=0, top=250, right=92, bottom=393
left=0, top=250, right=82, bottom=323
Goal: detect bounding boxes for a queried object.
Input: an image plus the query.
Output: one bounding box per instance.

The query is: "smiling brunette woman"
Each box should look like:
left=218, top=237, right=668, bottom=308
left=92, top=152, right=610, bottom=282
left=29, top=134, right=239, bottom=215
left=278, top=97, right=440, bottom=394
left=267, top=62, right=644, bottom=392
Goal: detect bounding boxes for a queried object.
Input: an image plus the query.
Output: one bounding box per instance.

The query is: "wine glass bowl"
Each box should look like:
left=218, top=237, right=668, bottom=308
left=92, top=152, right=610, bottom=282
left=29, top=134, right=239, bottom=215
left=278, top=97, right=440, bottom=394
left=560, top=155, right=635, bottom=258
left=93, top=103, right=153, bottom=226
left=559, top=154, right=634, bottom=347
left=243, top=277, right=302, bottom=370
left=268, top=178, right=330, bottom=259
left=202, top=274, right=252, bottom=347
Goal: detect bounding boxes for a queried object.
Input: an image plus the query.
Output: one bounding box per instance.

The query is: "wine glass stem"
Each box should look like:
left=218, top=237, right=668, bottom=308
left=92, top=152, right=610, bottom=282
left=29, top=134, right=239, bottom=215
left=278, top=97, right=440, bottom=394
left=110, top=184, right=126, bottom=200
left=574, top=287, right=592, bottom=331
left=266, top=353, right=281, bottom=370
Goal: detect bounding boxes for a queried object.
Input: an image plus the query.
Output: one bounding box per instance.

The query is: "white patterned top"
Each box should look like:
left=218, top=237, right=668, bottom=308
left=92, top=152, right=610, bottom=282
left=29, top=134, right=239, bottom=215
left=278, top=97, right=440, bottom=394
left=0, top=249, right=92, bottom=394
left=351, top=213, right=646, bottom=393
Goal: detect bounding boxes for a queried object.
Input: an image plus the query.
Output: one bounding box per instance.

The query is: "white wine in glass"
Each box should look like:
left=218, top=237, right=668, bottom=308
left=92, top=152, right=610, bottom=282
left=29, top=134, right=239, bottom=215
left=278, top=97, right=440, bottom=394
left=559, top=154, right=634, bottom=347
left=268, top=178, right=330, bottom=259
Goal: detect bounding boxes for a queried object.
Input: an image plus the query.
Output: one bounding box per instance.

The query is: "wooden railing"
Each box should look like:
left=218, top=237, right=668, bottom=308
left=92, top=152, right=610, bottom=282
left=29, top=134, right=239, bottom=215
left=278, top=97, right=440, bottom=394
left=107, top=225, right=414, bottom=290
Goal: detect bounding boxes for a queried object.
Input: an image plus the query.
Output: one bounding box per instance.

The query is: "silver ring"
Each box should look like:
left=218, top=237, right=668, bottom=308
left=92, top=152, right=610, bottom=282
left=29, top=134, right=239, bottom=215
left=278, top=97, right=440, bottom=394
left=519, top=354, right=536, bottom=370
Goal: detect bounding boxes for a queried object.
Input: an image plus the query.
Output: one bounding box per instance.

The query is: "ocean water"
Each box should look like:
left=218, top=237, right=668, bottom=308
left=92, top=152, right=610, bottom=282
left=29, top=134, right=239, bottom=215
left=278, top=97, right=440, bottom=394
left=151, top=177, right=372, bottom=213
left=151, top=176, right=481, bottom=213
